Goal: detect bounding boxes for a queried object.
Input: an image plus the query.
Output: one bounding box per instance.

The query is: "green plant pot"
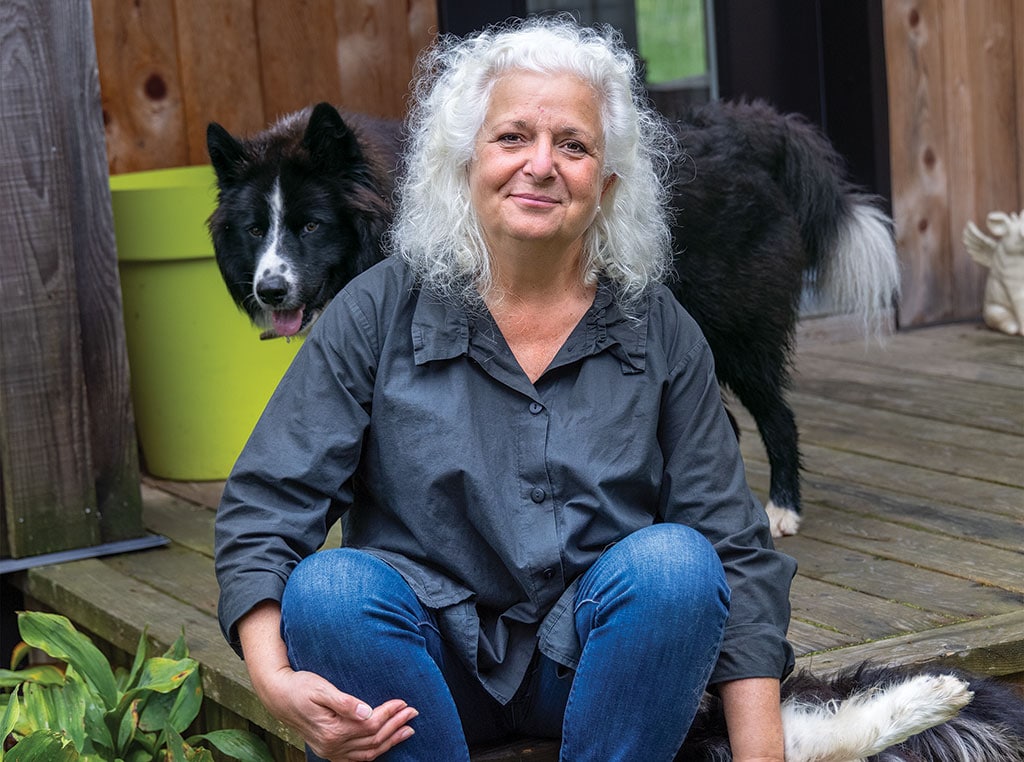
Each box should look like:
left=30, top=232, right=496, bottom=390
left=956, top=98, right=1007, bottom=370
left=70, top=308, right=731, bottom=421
left=111, top=165, right=301, bottom=481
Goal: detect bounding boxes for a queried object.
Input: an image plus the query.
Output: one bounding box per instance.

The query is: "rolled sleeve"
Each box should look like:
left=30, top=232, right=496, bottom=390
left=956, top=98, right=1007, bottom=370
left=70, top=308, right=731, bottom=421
left=654, top=299, right=796, bottom=683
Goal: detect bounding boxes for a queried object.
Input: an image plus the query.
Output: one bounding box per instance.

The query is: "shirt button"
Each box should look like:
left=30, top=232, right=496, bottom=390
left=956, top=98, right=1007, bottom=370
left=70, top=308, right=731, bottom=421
left=529, top=402, right=544, bottom=414
left=531, top=487, right=546, bottom=503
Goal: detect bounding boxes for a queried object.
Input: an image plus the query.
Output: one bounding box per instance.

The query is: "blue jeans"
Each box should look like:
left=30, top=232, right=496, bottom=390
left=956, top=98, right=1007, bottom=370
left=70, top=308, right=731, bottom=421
left=280, top=523, right=729, bottom=761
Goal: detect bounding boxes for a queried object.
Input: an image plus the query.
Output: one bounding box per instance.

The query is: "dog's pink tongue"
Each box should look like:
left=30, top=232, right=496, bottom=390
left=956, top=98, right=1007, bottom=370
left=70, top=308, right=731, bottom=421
left=272, top=308, right=304, bottom=337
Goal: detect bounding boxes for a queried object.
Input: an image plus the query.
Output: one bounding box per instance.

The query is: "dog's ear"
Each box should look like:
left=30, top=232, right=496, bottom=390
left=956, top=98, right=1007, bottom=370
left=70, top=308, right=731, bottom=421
left=302, top=102, right=365, bottom=170
left=207, top=122, right=249, bottom=186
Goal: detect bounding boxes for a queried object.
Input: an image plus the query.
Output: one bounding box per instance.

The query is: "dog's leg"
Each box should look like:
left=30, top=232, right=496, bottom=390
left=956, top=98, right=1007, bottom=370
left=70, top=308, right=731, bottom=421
left=727, top=375, right=802, bottom=537
left=781, top=673, right=973, bottom=762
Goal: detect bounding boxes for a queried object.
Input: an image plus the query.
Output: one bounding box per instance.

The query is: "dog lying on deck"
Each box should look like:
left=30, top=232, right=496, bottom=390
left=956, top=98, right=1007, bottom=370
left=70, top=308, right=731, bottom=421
left=206, top=100, right=901, bottom=538
left=681, top=662, right=1024, bottom=761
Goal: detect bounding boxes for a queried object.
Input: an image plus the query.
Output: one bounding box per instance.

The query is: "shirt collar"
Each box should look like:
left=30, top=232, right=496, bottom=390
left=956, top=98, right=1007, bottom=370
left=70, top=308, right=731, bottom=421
left=410, top=279, right=649, bottom=374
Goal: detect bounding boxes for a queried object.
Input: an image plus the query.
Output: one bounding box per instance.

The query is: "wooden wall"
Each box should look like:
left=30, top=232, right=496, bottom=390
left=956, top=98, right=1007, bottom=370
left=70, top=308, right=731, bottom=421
left=91, top=0, right=438, bottom=175
left=0, top=0, right=142, bottom=559
left=883, top=0, right=1023, bottom=327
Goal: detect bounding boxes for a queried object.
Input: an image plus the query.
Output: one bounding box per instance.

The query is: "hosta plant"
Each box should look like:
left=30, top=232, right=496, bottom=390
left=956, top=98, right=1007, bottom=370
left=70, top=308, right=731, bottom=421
left=0, top=611, right=273, bottom=762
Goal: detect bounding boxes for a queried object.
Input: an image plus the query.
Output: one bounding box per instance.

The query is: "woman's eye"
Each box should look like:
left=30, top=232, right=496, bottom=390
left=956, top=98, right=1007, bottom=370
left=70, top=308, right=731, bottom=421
left=563, top=140, right=587, bottom=154
left=247, top=225, right=265, bottom=238
left=498, top=133, right=523, bottom=144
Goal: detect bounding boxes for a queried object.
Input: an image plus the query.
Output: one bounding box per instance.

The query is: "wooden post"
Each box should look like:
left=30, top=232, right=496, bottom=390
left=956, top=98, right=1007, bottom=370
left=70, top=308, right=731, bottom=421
left=0, top=0, right=142, bottom=558
left=883, top=0, right=1022, bottom=326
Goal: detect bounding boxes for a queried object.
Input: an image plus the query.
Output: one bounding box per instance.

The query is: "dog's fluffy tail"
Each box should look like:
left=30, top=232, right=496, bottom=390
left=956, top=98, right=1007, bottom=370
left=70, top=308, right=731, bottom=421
left=782, top=672, right=972, bottom=761
left=815, top=197, right=902, bottom=339
left=774, top=110, right=901, bottom=339
left=678, top=662, right=1024, bottom=762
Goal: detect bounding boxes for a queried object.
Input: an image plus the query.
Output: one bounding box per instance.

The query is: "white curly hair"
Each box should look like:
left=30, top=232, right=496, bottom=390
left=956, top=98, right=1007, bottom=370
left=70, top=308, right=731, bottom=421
left=389, top=14, right=678, bottom=307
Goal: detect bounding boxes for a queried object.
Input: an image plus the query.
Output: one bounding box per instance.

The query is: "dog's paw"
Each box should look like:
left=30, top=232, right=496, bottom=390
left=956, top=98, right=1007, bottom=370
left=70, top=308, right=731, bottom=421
left=766, top=502, right=801, bottom=537
left=888, top=673, right=974, bottom=729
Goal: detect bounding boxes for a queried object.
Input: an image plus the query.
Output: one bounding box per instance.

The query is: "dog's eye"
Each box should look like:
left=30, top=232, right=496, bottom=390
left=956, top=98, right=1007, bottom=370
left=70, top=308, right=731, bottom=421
left=247, top=225, right=265, bottom=238
left=303, top=221, right=319, bottom=234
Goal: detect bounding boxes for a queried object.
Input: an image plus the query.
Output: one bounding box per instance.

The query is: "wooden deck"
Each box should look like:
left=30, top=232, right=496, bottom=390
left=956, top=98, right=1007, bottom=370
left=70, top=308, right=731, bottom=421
left=10, top=321, right=1024, bottom=760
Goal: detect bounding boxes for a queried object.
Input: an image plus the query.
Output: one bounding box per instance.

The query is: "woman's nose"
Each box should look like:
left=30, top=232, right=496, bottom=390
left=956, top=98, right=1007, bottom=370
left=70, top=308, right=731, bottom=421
left=524, top=141, right=555, bottom=179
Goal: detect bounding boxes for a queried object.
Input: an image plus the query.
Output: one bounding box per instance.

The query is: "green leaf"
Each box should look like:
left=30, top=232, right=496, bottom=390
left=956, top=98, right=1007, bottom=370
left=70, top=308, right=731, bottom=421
left=120, top=657, right=196, bottom=705
left=123, top=631, right=149, bottom=693
left=114, top=697, right=139, bottom=756
left=16, top=614, right=117, bottom=709
left=162, top=630, right=189, bottom=662
left=0, top=665, right=65, bottom=689
left=164, top=726, right=190, bottom=762
left=1, top=692, right=20, bottom=758
left=186, top=730, right=274, bottom=762
left=10, top=642, right=31, bottom=671
left=165, top=668, right=202, bottom=733
left=82, top=700, right=113, bottom=757
left=5, top=730, right=79, bottom=762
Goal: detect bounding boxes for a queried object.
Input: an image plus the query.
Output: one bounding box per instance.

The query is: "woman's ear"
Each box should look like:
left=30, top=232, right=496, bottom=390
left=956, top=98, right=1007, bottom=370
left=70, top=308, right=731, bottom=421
left=602, top=173, right=618, bottom=198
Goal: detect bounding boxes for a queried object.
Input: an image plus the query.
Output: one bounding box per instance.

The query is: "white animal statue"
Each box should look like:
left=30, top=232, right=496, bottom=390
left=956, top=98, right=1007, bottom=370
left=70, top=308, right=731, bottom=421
left=963, top=210, right=1024, bottom=335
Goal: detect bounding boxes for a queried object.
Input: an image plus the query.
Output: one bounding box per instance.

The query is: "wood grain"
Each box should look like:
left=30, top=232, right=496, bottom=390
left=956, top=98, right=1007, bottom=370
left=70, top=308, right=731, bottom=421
left=1, top=0, right=101, bottom=556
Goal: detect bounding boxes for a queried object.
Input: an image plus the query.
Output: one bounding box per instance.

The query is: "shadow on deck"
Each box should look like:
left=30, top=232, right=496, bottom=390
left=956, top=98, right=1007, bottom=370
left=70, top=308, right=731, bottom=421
left=10, top=321, right=1024, bottom=760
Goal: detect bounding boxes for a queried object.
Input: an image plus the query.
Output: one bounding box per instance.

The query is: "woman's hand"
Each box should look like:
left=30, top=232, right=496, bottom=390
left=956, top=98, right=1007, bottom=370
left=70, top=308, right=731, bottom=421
left=252, top=662, right=418, bottom=760
left=718, top=677, right=785, bottom=762
left=237, top=601, right=418, bottom=761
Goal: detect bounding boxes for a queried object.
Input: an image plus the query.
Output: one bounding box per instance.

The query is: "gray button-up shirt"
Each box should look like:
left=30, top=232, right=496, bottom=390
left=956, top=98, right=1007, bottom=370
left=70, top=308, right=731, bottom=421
left=215, top=256, right=796, bottom=703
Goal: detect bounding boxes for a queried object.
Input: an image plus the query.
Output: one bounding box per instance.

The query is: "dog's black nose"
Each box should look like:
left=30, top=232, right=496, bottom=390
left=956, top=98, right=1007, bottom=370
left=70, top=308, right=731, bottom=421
left=256, top=275, right=290, bottom=306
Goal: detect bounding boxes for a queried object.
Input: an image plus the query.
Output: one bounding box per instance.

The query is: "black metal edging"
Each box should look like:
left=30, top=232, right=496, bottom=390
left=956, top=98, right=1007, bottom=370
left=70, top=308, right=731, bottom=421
left=0, top=534, right=170, bottom=576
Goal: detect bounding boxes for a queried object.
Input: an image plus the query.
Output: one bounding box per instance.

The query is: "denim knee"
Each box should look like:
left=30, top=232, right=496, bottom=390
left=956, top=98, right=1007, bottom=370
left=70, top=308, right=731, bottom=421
left=577, top=523, right=730, bottom=619
left=281, top=548, right=423, bottom=654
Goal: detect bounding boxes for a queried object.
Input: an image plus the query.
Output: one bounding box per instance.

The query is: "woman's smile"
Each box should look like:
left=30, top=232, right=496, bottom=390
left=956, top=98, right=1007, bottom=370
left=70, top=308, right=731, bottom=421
left=468, top=70, right=610, bottom=254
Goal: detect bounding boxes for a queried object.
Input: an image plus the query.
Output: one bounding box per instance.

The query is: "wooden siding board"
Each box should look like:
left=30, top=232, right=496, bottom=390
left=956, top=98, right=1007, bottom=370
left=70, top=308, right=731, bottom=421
left=334, top=0, right=423, bottom=118
left=254, top=0, right=344, bottom=122
left=1017, top=1, right=1024, bottom=208
left=944, top=0, right=1018, bottom=319
left=0, top=0, right=102, bottom=557
left=90, top=0, right=190, bottom=173
left=172, top=0, right=264, bottom=163
left=64, top=0, right=144, bottom=541
left=883, top=0, right=954, bottom=326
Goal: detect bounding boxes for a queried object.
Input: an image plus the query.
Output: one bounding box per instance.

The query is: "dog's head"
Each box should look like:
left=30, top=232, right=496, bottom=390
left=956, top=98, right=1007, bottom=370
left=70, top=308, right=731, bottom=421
left=206, top=103, right=393, bottom=338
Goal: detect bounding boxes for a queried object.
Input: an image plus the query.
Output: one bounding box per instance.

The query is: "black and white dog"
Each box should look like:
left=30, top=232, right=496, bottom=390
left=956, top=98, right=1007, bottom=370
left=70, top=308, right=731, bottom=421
left=206, top=100, right=900, bottom=537
left=682, top=663, right=1024, bottom=761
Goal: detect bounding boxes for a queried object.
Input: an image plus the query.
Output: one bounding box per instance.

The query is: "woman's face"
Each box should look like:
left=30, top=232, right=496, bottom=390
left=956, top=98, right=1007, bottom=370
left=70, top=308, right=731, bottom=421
left=468, top=70, right=613, bottom=258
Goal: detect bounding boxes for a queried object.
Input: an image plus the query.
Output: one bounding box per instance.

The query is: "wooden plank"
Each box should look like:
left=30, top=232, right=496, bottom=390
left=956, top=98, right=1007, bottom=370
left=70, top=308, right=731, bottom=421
left=1017, top=0, right=1024, bottom=208
left=795, top=609, right=1024, bottom=677
left=883, top=0, right=955, bottom=326
left=786, top=619, right=857, bottom=656
left=800, top=323, right=1024, bottom=386
left=782, top=534, right=1024, bottom=619
left=942, top=0, right=1019, bottom=321
left=65, top=0, right=144, bottom=542
left=789, top=575, right=953, bottom=641
left=254, top=0, right=345, bottom=121
left=0, top=0, right=102, bottom=557
left=105, top=542, right=219, bottom=616
left=89, top=0, right=190, bottom=173
left=780, top=396, right=1024, bottom=486
left=784, top=500, right=1024, bottom=593
left=792, top=356, right=1023, bottom=435
left=172, top=0, right=265, bottom=164
left=471, top=740, right=558, bottom=761
left=741, top=432, right=1024, bottom=526
left=333, top=0, right=436, bottom=118
left=141, top=482, right=218, bottom=556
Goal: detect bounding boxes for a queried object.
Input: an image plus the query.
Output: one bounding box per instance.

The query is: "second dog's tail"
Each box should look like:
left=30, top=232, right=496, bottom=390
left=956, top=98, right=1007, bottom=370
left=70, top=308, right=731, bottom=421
left=777, top=110, right=902, bottom=338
